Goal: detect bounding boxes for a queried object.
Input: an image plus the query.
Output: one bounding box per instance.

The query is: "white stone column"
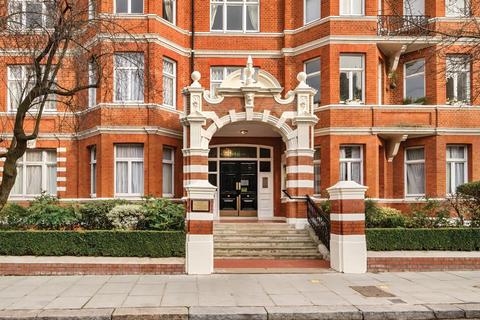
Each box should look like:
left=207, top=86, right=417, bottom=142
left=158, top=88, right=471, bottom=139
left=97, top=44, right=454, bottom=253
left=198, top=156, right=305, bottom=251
left=327, top=181, right=368, bottom=273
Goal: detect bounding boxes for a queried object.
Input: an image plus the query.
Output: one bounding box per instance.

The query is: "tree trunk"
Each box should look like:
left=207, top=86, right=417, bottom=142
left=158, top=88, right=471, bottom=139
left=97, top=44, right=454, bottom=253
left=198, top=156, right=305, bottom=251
left=0, top=142, right=27, bottom=211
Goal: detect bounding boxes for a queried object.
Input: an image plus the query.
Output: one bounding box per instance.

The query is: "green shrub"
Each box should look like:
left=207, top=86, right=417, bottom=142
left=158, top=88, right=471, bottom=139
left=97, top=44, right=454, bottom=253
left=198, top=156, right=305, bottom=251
left=367, top=228, right=480, bottom=251
left=365, top=200, right=406, bottom=228
left=139, top=198, right=185, bottom=231
left=0, top=203, right=29, bottom=229
left=107, top=204, right=146, bottom=230
left=78, top=200, right=128, bottom=230
left=456, top=181, right=480, bottom=226
left=407, top=198, right=452, bottom=228
left=0, top=230, right=185, bottom=257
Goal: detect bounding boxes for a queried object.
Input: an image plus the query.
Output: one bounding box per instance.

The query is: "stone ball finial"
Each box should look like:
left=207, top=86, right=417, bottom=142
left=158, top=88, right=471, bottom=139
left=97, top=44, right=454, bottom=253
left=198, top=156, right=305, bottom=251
left=191, top=71, right=201, bottom=82
left=297, top=72, right=307, bottom=83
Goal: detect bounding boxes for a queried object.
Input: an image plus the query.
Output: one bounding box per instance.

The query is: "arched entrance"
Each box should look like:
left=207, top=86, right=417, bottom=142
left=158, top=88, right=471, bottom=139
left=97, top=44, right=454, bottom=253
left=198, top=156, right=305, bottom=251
left=181, top=58, right=318, bottom=274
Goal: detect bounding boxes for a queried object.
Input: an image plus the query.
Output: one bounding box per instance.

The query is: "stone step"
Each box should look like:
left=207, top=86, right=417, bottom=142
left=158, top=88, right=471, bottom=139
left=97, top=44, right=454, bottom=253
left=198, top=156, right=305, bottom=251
left=214, top=235, right=313, bottom=241
left=214, top=223, right=294, bottom=230
left=214, top=250, right=322, bottom=259
left=215, top=248, right=321, bottom=256
left=215, top=243, right=318, bottom=249
left=214, top=230, right=308, bottom=235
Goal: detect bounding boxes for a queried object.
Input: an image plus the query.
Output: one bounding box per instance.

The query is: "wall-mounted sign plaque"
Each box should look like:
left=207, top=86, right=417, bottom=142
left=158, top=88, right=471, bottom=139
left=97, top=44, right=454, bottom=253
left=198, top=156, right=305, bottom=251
left=191, top=200, right=210, bottom=212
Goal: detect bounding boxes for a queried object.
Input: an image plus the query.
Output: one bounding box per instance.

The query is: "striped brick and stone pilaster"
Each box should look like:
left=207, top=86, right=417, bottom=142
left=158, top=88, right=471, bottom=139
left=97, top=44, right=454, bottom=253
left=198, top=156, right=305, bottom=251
left=327, top=180, right=368, bottom=273
left=284, top=149, right=315, bottom=229
left=182, top=72, right=217, bottom=275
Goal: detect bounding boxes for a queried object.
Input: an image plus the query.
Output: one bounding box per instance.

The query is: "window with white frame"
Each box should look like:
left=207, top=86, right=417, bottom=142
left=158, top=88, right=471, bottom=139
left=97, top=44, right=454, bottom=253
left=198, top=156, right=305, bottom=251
left=8, top=0, right=54, bottom=30
left=115, top=0, right=143, bottom=14
left=114, top=53, right=144, bottom=103
left=404, top=0, right=425, bottom=15
left=88, top=0, right=96, bottom=19
left=163, top=58, right=176, bottom=108
left=340, top=0, right=364, bottom=15
left=305, top=58, right=321, bottom=104
left=314, top=147, right=321, bottom=194
left=210, top=66, right=241, bottom=97
left=163, top=0, right=176, bottom=23
left=12, top=149, right=57, bottom=196
left=115, top=144, right=144, bottom=196
left=446, top=0, right=469, bottom=16
left=210, top=0, right=259, bottom=32
left=405, top=147, right=425, bottom=196
left=339, top=146, right=362, bottom=184
left=339, top=54, right=364, bottom=103
left=447, top=146, right=468, bottom=194
left=446, top=55, right=470, bottom=104
left=7, top=65, right=56, bottom=111
left=305, top=0, right=321, bottom=24
left=88, top=62, right=97, bottom=108
left=90, top=146, right=97, bottom=196
left=404, top=59, right=425, bottom=102
left=162, top=147, right=174, bottom=197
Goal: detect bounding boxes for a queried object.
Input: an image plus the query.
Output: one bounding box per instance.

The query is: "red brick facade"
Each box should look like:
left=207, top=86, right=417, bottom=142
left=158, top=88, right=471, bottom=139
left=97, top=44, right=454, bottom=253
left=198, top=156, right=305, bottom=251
left=0, top=0, right=479, bottom=214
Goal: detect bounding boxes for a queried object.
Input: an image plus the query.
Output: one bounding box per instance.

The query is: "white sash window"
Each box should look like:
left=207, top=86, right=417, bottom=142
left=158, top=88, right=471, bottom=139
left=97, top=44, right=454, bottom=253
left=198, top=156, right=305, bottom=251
left=90, top=146, right=97, bottom=196
left=339, top=146, right=363, bottom=184
left=163, top=58, right=177, bottom=108
left=163, top=0, right=176, bottom=24
left=305, top=58, right=321, bottom=104
left=162, top=147, right=174, bottom=197
left=405, top=147, right=425, bottom=197
left=115, top=0, right=143, bottom=14
left=446, top=0, right=469, bottom=16
left=305, top=0, right=321, bottom=24
left=447, top=146, right=468, bottom=194
left=114, top=53, right=144, bottom=103
left=340, top=0, right=364, bottom=15
left=404, top=59, right=425, bottom=102
left=340, top=55, right=364, bottom=104
left=115, top=144, right=144, bottom=196
left=12, top=150, right=57, bottom=196
left=446, top=55, right=470, bottom=104
left=210, top=0, right=259, bottom=32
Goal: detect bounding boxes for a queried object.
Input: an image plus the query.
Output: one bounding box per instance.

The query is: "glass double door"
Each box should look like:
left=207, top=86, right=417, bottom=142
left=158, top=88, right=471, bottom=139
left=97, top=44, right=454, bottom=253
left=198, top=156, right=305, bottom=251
left=219, top=161, right=257, bottom=217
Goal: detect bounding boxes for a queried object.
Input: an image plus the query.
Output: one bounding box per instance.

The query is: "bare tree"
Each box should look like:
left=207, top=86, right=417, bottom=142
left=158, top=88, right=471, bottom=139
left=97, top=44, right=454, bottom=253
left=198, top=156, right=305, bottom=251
left=0, top=0, right=141, bottom=209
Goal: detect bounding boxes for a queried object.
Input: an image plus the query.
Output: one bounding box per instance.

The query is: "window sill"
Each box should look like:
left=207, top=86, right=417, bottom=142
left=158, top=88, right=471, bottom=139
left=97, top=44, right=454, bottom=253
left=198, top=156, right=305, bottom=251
left=209, top=30, right=260, bottom=34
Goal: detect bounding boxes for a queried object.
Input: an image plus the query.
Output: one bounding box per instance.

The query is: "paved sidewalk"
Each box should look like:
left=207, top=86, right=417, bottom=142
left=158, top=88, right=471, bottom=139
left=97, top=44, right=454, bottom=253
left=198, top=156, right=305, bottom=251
left=1, top=271, right=480, bottom=318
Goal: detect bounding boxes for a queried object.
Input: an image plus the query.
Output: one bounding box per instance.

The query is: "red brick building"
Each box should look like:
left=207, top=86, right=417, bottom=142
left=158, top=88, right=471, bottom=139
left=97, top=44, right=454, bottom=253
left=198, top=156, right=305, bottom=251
left=1, top=1, right=479, bottom=225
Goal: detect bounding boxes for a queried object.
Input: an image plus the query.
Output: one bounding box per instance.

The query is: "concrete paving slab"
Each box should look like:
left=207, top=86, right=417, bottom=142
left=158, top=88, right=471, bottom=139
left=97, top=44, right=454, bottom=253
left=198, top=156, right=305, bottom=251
left=121, top=296, right=162, bottom=308
left=189, top=306, right=267, bottom=320
left=425, top=304, right=465, bottom=319
left=44, top=297, right=91, bottom=310
left=37, top=308, right=113, bottom=320
left=359, top=304, right=435, bottom=320
left=112, top=307, right=187, bottom=320
left=265, top=305, right=362, bottom=320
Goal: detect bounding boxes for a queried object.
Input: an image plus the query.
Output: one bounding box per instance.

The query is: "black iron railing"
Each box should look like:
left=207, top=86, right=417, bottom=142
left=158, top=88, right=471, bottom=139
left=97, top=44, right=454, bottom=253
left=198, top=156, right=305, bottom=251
left=377, top=15, right=430, bottom=36
left=282, top=190, right=330, bottom=249
left=306, top=195, right=330, bottom=249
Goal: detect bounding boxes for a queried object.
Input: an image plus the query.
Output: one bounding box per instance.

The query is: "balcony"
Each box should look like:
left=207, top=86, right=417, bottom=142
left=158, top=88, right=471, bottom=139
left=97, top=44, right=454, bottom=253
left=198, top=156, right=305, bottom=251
left=377, top=15, right=431, bottom=37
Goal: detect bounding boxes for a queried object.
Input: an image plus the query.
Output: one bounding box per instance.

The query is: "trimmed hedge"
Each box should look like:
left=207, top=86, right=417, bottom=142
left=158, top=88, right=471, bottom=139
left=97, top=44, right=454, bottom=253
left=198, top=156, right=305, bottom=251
left=367, top=228, right=480, bottom=251
left=0, top=231, right=185, bottom=257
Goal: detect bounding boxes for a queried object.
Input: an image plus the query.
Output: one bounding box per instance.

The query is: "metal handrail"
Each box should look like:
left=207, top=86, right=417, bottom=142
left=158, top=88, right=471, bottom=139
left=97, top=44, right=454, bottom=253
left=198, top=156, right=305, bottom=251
left=306, top=195, right=331, bottom=249
left=377, top=15, right=431, bottom=36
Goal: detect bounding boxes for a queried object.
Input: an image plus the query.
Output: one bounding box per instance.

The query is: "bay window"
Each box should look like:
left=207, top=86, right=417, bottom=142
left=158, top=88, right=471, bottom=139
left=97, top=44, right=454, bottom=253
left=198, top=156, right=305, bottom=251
left=339, top=54, right=364, bottom=103
left=115, top=0, right=143, bottom=14
left=314, top=147, right=321, bottom=194
left=447, top=146, right=468, bottom=194
left=8, top=65, right=56, bottom=111
left=210, top=0, right=259, bottom=32
left=405, top=147, right=425, bottom=197
left=114, top=53, right=144, bottom=103
left=446, top=0, right=469, bottom=16
left=115, top=144, right=144, bottom=196
left=163, top=0, right=176, bottom=24
left=339, top=145, right=363, bottom=184
left=163, top=58, right=177, bottom=108
left=12, top=149, right=57, bottom=196
left=163, top=147, right=174, bottom=197
left=446, top=55, right=470, bottom=104
left=305, top=58, right=321, bottom=104
left=340, top=0, right=364, bottom=15
left=404, top=59, right=425, bottom=103
left=305, top=0, right=321, bottom=24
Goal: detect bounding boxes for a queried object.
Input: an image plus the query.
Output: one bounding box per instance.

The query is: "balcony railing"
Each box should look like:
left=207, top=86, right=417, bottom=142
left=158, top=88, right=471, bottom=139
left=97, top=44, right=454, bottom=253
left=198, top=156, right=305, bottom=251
left=377, top=15, right=431, bottom=36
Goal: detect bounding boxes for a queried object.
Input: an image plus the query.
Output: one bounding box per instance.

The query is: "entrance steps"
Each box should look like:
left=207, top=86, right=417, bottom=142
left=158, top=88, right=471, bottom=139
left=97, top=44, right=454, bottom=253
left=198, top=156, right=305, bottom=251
left=214, top=222, right=323, bottom=260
